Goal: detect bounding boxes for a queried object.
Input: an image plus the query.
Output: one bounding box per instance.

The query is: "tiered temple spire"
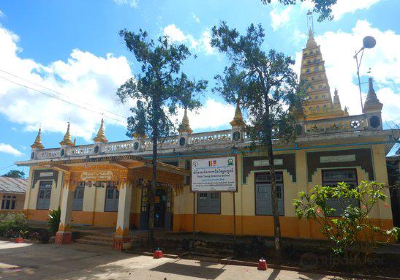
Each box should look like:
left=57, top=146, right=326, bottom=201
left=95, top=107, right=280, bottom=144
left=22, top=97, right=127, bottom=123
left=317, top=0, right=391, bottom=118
left=300, top=28, right=347, bottom=120
left=230, top=102, right=245, bottom=128
left=31, top=128, right=44, bottom=149
left=93, top=119, right=108, bottom=143
left=59, top=122, right=74, bottom=147
left=363, top=78, right=383, bottom=112
left=178, top=108, right=193, bottom=134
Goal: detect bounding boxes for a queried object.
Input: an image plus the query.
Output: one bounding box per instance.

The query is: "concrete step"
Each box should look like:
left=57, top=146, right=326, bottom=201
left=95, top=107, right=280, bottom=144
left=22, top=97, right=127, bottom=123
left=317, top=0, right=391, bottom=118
left=195, top=246, right=234, bottom=255
left=83, top=235, right=114, bottom=242
left=75, top=239, right=112, bottom=247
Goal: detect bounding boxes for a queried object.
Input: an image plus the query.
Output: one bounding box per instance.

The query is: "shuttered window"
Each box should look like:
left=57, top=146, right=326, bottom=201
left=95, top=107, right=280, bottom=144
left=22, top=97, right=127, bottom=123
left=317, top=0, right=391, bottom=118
left=197, top=192, right=220, bottom=214
left=37, top=181, right=52, bottom=210
left=1, top=195, right=16, bottom=210
left=255, top=172, right=284, bottom=215
left=322, top=169, right=358, bottom=216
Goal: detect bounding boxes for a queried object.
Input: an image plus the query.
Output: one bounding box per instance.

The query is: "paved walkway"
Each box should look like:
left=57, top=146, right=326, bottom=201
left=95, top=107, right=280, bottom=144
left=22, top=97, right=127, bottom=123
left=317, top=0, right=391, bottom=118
left=0, top=240, right=345, bottom=280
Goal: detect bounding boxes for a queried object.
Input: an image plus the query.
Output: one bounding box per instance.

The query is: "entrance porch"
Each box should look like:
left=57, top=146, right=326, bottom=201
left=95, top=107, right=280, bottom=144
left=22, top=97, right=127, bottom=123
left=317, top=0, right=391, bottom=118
left=48, top=155, right=187, bottom=249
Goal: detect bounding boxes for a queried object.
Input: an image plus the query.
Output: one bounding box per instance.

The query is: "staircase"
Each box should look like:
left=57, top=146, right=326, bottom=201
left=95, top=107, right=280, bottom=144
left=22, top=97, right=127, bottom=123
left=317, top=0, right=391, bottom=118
left=74, top=229, right=148, bottom=248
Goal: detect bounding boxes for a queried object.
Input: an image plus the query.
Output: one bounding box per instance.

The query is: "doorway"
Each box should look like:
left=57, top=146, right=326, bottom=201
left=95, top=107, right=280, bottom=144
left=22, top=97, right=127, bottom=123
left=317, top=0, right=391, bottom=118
left=154, top=188, right=166, bottom=228
left=139, top=186, right=173, bottom=230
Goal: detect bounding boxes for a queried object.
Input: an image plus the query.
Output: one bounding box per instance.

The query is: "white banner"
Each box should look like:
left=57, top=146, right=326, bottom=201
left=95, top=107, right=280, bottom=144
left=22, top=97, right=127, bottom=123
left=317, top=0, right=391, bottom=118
left=191, top=157, right=236, bottom=192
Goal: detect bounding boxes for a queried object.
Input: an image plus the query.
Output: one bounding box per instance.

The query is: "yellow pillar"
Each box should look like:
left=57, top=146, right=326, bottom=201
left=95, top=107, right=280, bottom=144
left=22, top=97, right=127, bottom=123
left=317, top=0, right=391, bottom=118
left=296, top=150, right=311, bottom=238
left=113, top=181, right=132, bottom=250
left=55, top=172, right=73, bottom=244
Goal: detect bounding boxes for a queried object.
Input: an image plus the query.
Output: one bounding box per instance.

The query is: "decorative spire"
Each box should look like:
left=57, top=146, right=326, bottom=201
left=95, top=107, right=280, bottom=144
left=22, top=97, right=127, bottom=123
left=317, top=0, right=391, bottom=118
left=93, top=119, right=108, bottom=143
left=230, top=101, right=245, bottom=128
left=60, top=122, right=74, bottom=146
left=306, top=28, right=317, bottom=48
left=31, top=128, right=44, bottom=149
left=333, top=89, right=342, bottom=111
left=364, top=78, right=383, bottom=112
left=178, top=108, right=193, bottom=134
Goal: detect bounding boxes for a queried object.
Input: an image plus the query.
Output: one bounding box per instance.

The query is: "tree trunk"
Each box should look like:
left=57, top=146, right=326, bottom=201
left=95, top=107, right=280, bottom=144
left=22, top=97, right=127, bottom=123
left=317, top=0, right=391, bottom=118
left=148, top=131, right=158, bottom=249
left=267, top=139, right=282, bottom=262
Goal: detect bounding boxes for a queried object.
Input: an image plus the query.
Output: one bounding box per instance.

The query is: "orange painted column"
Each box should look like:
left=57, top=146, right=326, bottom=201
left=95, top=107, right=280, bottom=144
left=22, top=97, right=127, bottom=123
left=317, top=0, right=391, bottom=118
left=113, top=181, right=132, bottom=251
left=55, top=172, right=73, bottom=244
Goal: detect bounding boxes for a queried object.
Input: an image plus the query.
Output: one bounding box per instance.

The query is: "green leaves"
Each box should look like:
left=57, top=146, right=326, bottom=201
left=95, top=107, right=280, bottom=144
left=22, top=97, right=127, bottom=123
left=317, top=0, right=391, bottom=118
left=117, top=29, right=207, bottom=139
left=260, top=0, right=338, bottom=22
left=293, top=181, right=398, bottom=266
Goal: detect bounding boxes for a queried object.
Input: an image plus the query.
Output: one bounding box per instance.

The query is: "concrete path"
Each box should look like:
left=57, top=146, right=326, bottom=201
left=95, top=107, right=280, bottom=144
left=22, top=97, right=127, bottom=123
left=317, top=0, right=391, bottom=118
left=0, top=240, right=344, bottom=280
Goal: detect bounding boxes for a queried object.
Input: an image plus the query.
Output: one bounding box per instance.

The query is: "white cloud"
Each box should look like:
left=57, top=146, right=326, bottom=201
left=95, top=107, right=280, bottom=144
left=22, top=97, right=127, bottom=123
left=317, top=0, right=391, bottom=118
left=270, top=6, right=292, bottom=31
left=113, top=0, right=139, bottom=8
left=0, top=9, right=5, bottom=19
left=192, top=13, right=200, bottom=24
left=176, top=99, right=235, bottom=131
left=332, top=0, right=382, bottom=20
left=163, top=24, right=187, bottom=42
left=294, top=20, right=400, bottom=123
left=0, top=143, right=23, bottom=157
left=0, top=25, right=133, bottom=141
left=163, top=24, right=215, bottom=55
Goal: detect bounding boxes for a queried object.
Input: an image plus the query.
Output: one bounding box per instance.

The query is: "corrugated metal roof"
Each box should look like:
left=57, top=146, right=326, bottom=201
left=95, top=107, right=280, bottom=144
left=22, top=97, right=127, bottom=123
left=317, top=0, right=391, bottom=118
left=0, top=177, right=27, bottom=193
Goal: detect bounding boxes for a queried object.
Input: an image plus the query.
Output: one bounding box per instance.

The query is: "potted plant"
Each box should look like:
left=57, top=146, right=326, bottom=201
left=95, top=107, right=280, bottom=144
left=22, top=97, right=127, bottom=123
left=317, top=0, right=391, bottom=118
left=14, top=229, right=28, bottom=243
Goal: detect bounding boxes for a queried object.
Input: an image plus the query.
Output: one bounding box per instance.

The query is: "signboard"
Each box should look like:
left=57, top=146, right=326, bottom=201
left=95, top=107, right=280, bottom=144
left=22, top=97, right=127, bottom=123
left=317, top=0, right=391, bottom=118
left=254, top=159, right=283, bottom=167
left=81, top=171, right=113, bottom=181
left=191, top=157, right=236, bottom=192
left=320, top=155, right=356, bottom=163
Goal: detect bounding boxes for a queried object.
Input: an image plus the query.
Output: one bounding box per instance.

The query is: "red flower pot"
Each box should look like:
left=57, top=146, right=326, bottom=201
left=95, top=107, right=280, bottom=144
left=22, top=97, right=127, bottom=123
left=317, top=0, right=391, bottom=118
left=258, top=258, right=268, bottom=270
left=15, top=237, right=24, bottom=243
left=153, top=249, right=163, bottom=259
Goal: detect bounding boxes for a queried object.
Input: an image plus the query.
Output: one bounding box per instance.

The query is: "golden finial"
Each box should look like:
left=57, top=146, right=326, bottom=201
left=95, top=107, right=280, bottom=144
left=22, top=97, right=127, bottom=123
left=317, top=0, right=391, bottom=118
left=230, top=101, right=245, bottom=128
left=178, top=108, right=193, bottom=134
left=364, top=78, right=383, bottom=112
left=60, top=122, right=74, bottom=146
left=31, top=127, right=44, bottom=149
left=93, top=119, right=108, bottom=143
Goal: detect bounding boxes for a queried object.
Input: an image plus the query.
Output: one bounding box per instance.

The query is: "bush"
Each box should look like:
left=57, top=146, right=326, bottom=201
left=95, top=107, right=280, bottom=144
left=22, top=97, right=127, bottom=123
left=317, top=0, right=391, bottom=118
left=47, top=207, right=61, bottom=235
left=0, top=213, right=28, bottom=237
left=294, top=181, right=400, bottom=268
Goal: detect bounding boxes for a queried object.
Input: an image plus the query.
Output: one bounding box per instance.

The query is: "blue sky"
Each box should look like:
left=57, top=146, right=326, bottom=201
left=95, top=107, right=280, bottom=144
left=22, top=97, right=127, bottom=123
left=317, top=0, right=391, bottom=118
left=1, top=0, right=400, bottom=176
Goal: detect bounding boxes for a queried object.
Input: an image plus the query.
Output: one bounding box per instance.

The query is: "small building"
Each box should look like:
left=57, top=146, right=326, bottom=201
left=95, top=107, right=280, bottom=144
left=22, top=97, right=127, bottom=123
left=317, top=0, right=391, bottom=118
left=0, top=177, right=27, bottom=212
left=15, top=30, right=396, bottom=246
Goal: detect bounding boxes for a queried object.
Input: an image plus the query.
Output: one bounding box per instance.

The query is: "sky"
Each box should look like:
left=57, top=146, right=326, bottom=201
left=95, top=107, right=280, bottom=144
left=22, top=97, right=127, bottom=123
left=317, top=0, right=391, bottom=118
left=1, top=0, right=400, bottom=176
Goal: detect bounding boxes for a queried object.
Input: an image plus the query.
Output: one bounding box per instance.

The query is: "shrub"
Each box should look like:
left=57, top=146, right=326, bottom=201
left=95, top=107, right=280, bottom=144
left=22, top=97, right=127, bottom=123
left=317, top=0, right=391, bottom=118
left=0, top=213, right=28, bottom=237
left=47, top=207, right=61, bottom=235
left=294, top=181, right=400, bottom=268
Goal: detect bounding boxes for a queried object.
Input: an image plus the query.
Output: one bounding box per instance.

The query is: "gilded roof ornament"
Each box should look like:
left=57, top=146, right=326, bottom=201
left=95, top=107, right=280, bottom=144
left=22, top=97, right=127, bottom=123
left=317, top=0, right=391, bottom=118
left=93, top=119, right=108, bottom=143
left=306, top=28, right=317, bottom=48
left=364, top=78, right=383, bottom=112
left=178, top=108, right=193, bottom=134
left=31, top=128, right=44, bottom=149
left=230, top=102, right=245, bottom=128
left=60, top=122, right=74, bottom=146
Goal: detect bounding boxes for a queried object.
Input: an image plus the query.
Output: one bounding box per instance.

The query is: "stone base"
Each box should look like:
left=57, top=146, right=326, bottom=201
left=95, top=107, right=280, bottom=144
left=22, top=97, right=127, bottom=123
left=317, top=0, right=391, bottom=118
left=113, top=236, right=131, bottom=251
left=55, top=231, right=72, bottom=244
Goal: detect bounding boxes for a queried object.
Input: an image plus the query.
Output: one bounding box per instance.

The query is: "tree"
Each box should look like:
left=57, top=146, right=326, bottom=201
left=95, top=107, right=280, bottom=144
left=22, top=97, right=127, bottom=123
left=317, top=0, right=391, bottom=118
left=2, top=170, right=25, bottom=178
left=211, top=22, right=304, bottom=260
left=294, top=182, right=399, bottom=268
left=261, top=0, right=337, bottom=22
left=117, top=29, right=207, bottom=246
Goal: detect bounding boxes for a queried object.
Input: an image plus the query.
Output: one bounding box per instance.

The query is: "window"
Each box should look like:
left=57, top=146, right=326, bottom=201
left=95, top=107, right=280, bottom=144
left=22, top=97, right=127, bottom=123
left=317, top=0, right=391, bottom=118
left=197, top=192, right=220, bottom=214
left=315, top=95, right=318, bottom=100
left=72, top=182, right=85, bottom=211
left=1, top=195, right=17, bottom=210
left=322, top=95, right=326, bottom=99
left=37, top=181, right=52, bottom=210
left=255, top=172, right=284, bottom=215
left=322, top=169, right=358, bottom=216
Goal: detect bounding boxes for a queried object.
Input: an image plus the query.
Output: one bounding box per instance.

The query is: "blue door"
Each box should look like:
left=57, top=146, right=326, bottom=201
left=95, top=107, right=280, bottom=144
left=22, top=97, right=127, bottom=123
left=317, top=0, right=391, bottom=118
left=72, top=183, right=85, bottom=211
left=37, top=181, right=52, bottom=210
left=105, top=185, right=119, bottom=212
